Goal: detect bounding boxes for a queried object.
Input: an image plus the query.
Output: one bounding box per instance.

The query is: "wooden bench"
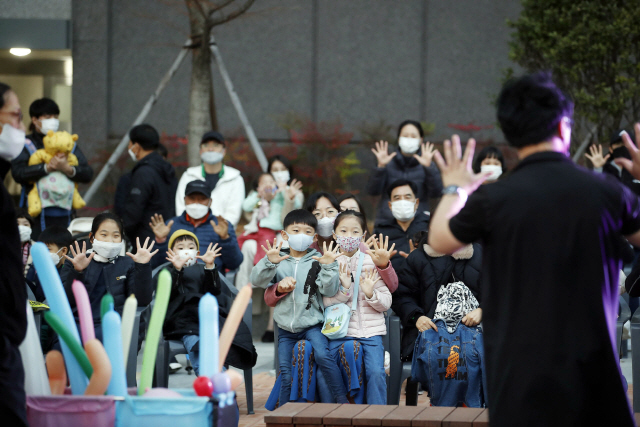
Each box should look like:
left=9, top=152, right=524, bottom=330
left=264, top=403, right=489, bottom=427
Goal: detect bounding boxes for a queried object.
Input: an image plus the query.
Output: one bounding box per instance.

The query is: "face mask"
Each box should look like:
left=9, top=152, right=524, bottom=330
left=50, top=248, right=64, bottom=266
left=92, top=240, right=122, bottom=260
left=317, top=216, right=336, bottom=238
left=272, top=170, right=290, bottom=183
left=40, top=118, right=59, bottom=133
left=285, top=232, right=314, bottom=252
left=0, top=123, right=26, bottom=161
left=178, top=249, right=198, bottom=267
left=201, top=151, right=224, bottom=165
left=335, top=235, right=361, bottom=253
left=128, top=148, right=137, bottom=162
left=185, top=202, right=209, bottom=219
left=398, top=136, right=421, bottom=154
left=18, top=225, right=32, bottom=243
left=391, top=200, right=416, bottom=222
left=480, top=164, right=503, bottom=181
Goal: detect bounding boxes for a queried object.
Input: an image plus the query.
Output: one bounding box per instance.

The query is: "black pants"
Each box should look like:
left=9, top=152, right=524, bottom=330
left=0, top=336, right=27, bottom=426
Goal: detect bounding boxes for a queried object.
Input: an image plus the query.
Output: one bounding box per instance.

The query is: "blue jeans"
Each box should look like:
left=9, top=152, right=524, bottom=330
left=182, top=334, right=200, bottom=376
left=277, top=325, right=348, bottom=404
left=329, top=335, right=387, bottom=404
left=411, top=320, right=485, bottom=407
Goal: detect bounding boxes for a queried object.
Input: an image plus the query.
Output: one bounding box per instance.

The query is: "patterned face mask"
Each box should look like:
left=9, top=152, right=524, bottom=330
left=334, top=235, right=361, bottom=253
left=432, top=281, right=479, bottom=333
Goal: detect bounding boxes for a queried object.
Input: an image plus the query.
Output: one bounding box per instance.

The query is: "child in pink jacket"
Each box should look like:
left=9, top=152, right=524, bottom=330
left=323, top=210, right=392, bottom=404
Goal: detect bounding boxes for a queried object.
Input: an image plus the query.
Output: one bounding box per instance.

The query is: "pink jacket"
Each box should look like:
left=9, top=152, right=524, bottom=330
left=322, top=251, right=392, bottom=338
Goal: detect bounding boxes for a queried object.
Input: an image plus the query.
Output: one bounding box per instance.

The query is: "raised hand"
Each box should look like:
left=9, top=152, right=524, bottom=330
left=365, top=234, right=378, bottom=249
left=433, top=135, right=490, bottom=193
left=261, top=238, right=290, bottom=264
left=339, top=262, right=352, bottom=289
left=615, top=124, right=640, bottom=180
left=414, top=142, right=437, bottom=167
left=398, top=239, right=415, bottom=259
left=126, top=237, right=159, bottom=264
left=360, top=269, right=380, bottom=298
left=211, top=216, right=229, bottom=240
left=371, top=140, right=397, bottom=168
left=196, top=243, right=222, bottom=268
left=277, top=276, right=296, bottom=294
left=416, top=316, right=438, bottom=333
left=149, top=213, right=173, bottom=240
left=64, top=241, right=95, bottom=272
left=286, top=179, right=303, bottom=201
left=166, top=247, right=189, bottom=271
left=311, top=241, right=342, bottom=265
left=366, top=233, right=396, bottom=268
left=585, top=144, right=610, bottom=169
left=461, top=308, right=483, bottom=327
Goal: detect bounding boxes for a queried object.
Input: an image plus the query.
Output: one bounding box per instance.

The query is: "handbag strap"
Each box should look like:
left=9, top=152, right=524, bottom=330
left=351, top=251, right=365, bottom=312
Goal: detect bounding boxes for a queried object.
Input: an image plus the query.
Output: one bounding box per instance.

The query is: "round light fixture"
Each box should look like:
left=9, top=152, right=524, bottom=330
left=10, top=48, right=31, bottom=57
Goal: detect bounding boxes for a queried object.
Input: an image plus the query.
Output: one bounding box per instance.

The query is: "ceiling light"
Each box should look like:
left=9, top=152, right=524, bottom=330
left=10, top=48, right=31, bottom=57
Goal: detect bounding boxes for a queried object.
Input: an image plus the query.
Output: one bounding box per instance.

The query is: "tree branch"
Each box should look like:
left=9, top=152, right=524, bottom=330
left=208, top=0, right=255, bottom=27
left=208, top=0, right=235, bottom=14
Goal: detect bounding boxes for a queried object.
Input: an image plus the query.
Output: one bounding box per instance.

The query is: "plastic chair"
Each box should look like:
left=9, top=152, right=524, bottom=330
left=386, top=311, right=417, bottom=405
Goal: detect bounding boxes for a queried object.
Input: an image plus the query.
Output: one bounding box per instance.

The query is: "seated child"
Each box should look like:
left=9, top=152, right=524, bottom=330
left=250, top=209, right=349, bottom=407
left=323, top=210, right=392, bottom=404
left=16, top=208, right=35, bottom=276
left=26, top=225, right=74, bottom=302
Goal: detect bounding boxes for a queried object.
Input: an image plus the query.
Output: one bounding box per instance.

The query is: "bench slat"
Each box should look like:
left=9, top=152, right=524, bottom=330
left=264, top=402, right=313, bottom=424
left=471, top=409, right=488, bottom=427
left=352, top=405, right=398, bottom=426
left=294, top=403, right=343, bottom=425
left=411, top=407, right=456, bottom=427
left=382, top=406, right=429, bottom=426
left=443, top=408, right=485, bottom=427
left=324, top=404, right=370, bottom=426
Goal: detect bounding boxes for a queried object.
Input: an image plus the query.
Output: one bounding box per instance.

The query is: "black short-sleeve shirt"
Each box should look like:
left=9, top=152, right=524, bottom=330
left=449, top=152, right=640, bottom=427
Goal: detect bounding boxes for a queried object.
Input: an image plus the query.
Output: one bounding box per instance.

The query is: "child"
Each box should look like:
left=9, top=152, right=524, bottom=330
left=323, top=210, right=392, bottom=404
left=60, top=212, right=156, bottom=341
left=25, top=225, right=73, bottom=302
left=250, top=209, right=349, bottom=406
left=16, top=208, right=34, bottom=276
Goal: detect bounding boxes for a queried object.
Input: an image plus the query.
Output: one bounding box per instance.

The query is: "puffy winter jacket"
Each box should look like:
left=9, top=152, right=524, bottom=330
left=122, top=151, right=177, bottom=245
left=392, top=243, right=482, bottom=359
left=373, top=211, right=431, bottom=272
left=323, top=251, right=392, bottom=338
left=175, top=164, right=245, bottom=227
left=366, top=146, right=442, bottom=225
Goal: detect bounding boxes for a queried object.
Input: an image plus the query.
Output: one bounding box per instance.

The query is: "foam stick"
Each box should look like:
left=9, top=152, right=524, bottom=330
left=44, top=311, right=93, bottom=378
left=138, top=269, right=171, bottom=395
left=84, top=339, right=112, bottom=396
left=101, top=293, right=114, bottom=319
left=121, top=294, right=137, bottom=373
left=103, top=309, right=127, bottom=396
left=199, top=293, right=219, bottom=378
left=72, top=280, right=95, bottom=344
left=46, top=351, right=67, bottom=395
left=32, top=242, right=88, bottom=394
left=218, top=285, right=252, bottom=371
left=19, top=302, right=50, bottom=395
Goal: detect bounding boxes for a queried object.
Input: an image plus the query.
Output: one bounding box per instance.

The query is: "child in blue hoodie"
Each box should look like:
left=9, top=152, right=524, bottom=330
left=251, top=209, right=348, bottom=406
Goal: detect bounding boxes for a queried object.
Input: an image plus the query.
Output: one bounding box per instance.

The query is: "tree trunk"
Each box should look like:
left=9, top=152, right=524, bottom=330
left=186, top=0, right=217, bottom=166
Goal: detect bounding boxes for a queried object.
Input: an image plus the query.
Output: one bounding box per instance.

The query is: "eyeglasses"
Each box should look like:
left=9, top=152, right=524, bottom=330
left=0, top=110, right=23, bottom=121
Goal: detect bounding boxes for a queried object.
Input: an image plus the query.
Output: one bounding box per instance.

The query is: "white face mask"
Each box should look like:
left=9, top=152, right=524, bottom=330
left=92, top=240, right=122, bottom=260
left=178, top=249, right=198, bottom=267
left=271, top=170, right=290, bottom=184
left=18, top=225, right=32, bottom=243
left=317, top=216, right=336, bottom=238
left=201, top=151, right=224, bottom=165
left=285, top=232, right=314, bottom=252
left=128, top=148, right=137, bottom=162
left=0, top=123, right=26, bottom=161
left=50, top=248, right=64, bottom=266
left=398, top=136, right=421, bottom=154
left=480, top=164, right=502, bottom=181
left=40, top=118, right=59, bottom=133
left=391, top=200, right=416, bottom=222
left=185, top=202, right=209, bottom=219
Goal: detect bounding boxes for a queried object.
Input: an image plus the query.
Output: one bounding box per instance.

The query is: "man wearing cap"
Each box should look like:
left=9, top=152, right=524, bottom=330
left=175, top=131, right=245, bottom=227
left=150, top=179, right=243, bottom=273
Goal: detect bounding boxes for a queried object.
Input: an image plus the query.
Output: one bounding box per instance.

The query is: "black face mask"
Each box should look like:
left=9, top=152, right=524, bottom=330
left=611, top=146, right=631, bottom=160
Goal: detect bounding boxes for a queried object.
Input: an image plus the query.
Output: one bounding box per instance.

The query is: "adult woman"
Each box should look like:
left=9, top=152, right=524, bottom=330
left=472, top=146, right=507, bottom=184
left=268, top=155, right=304, bottom=222
left=367, top=120, right=442, bottom=225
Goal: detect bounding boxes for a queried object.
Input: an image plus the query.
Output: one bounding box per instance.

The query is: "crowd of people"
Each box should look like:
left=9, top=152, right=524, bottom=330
left=3, top=70, right=640, bottom=427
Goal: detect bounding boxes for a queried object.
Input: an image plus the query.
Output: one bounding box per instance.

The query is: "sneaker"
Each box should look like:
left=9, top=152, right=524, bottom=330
left=169, top=362, right=182, bottom=374
left=262, top=330, right=275, bottom=343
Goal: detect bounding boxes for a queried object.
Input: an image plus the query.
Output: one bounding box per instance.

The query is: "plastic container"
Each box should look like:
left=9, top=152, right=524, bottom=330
left=27, top=395, right=116, bottom=427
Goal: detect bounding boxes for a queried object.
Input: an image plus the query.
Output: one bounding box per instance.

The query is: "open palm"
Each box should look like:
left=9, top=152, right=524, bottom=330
left=64, top=241, right=95, bottom=272
left=126, top=237, right=159, bottom=264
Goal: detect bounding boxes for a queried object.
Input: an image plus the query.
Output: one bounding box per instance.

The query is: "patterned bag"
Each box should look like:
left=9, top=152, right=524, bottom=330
left=432, top=279, right=479, bottom=334
left=321, top=252, right=364, bottom=339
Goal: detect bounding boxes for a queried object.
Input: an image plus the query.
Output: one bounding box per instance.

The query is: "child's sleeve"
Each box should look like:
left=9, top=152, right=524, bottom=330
left=322, top=284, right=351, bottom=307
left=203, top=265, right=222, bottom=296
left=250, top=256, right=279, bottom=289
left=316, top=261, right=340, bottom=296
left=365, top=273, right=392, bottom=312
left=242, top=191, right=260, bottom=212
left=376, top=262, right=398, bottom=293
left=60, top=259, right=84, bottom=308
left=264, top=283, right=288, bottom=307
left=129, top=261, right=153, bottom=306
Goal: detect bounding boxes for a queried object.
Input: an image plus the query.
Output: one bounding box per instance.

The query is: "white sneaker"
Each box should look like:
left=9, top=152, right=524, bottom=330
left=169, top=362, right=182, bottom=373
left=384, top=351, right=390, bottom=375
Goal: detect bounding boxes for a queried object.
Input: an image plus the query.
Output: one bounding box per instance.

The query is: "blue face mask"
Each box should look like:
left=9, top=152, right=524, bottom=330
left=286, top=232, right=315, bottom=252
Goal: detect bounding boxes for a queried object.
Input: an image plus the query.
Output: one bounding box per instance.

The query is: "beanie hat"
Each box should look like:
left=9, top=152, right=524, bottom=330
left=168, top=229, right=199, bottom=251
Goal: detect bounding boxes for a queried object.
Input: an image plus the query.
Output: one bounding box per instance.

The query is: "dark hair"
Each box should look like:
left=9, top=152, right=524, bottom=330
left=283, top=209, right=318, bottom=231
left=15, top=208, right=34, bottom=228
left=0, top=82, right=12, bottom=110
left=91, top=212, right=124, bottom=236
left=304, top=192, right=340, bottom=213
left=252, top=172, right=274, bottom=191
left=336, top=193, right=369, bottom=235
left=129, top=124, right=160, bottom=150
left=268, top=155, right=294, bottom=184
left=171, top=235, right=198, bottom=249
left=37, top=225, right=74, bottom=249
left=156, top=143, right=168, bottom=159
left=472, top=146, right=507, bottom=174
left=387, top=179, right=418, bottom=198
left=334, top=210, right=367, bottom=233
left=29, top=98, right=60, bottom=133
left=497, top=72, right=574, bottom=148
left=397, top=120, right=424, bottom=139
